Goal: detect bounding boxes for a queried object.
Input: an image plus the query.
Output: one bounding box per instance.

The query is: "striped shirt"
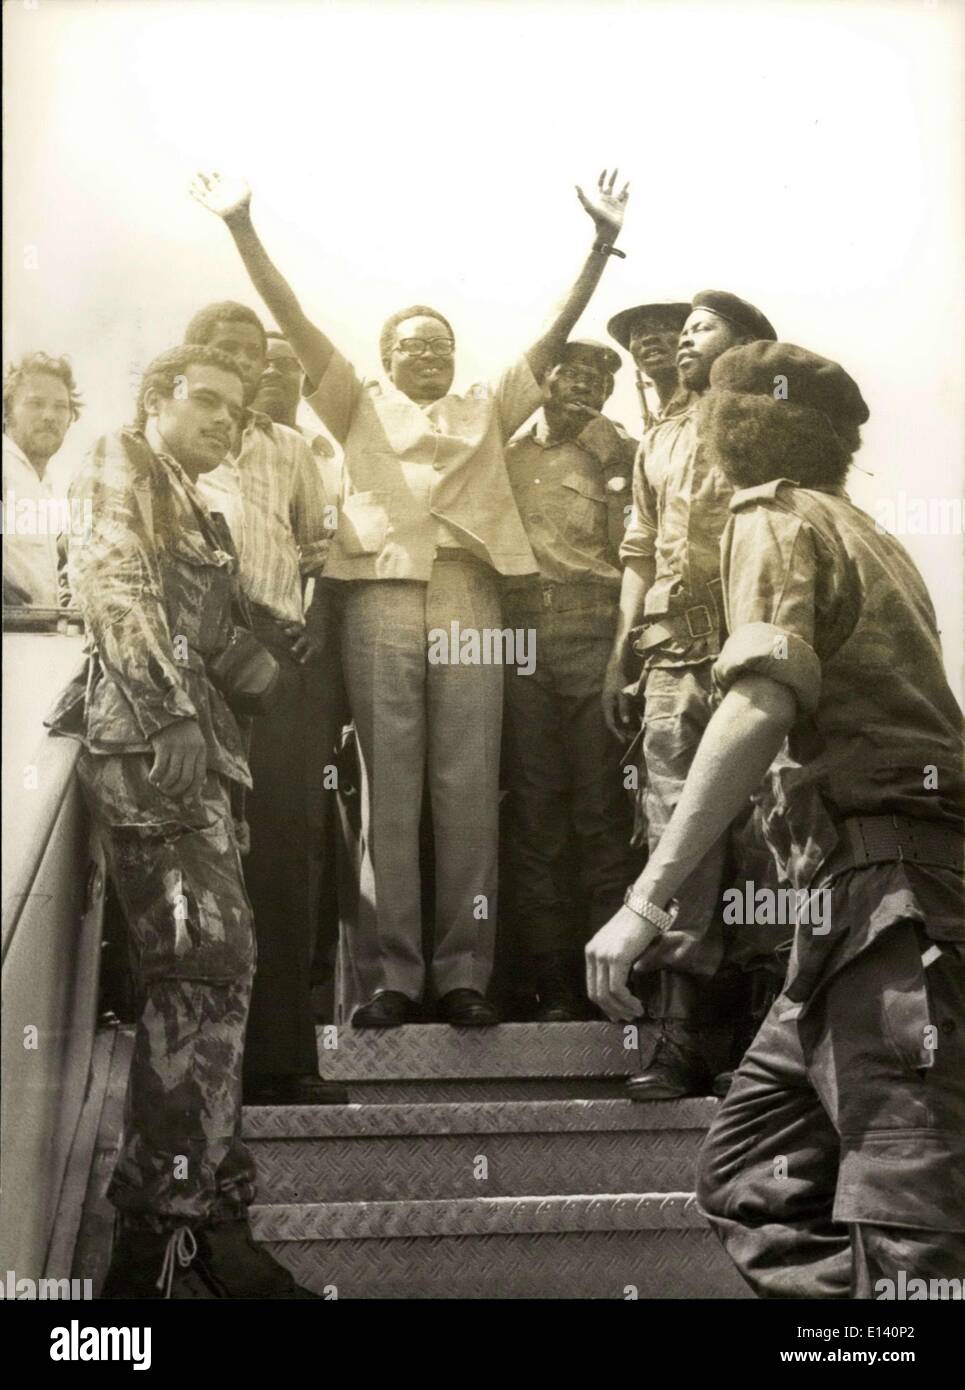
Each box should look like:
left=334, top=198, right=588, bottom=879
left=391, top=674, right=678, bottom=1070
left=197, top=411, right=333, bottom=625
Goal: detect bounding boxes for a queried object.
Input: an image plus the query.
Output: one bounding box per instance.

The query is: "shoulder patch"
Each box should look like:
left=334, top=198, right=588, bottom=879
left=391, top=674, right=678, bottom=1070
left=729, top=478, right=798, bottom=513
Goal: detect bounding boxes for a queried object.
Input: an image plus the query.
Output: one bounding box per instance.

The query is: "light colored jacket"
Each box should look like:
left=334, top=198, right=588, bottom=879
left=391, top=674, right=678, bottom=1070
left=304, top=349, right=540, bottom=580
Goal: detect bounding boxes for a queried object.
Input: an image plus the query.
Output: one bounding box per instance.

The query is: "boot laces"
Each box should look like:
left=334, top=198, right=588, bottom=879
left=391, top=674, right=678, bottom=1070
left=157, top=1225, right=198, bottom=1299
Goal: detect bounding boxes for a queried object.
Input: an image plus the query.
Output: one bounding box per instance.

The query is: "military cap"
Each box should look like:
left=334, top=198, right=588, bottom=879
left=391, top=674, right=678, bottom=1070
left=709, top=341, right=869, bottom=428
left=691, top=290, right=777, bottom=343
left=559, top=338, right=622, bottom=376
left=607, top=302, right=691, bottom=351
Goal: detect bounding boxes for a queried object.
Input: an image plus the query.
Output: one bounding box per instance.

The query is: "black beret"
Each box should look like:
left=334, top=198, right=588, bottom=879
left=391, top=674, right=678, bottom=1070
left=559, top=338, right=622, bottom=376
left=709, top=341, right=870, bottom=428
left=607, top=302, right=691, bottom=351
left=691, top=290, right=777, bottom=343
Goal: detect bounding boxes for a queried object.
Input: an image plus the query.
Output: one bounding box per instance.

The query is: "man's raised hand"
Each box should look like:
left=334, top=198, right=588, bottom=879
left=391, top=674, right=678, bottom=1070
left=190, top=171, right=252, bottom=221
left=575, top=168, right=630, bottom=240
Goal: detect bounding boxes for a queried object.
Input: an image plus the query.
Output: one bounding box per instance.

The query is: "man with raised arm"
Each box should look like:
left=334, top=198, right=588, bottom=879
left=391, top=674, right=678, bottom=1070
left=191, top=169, right=629, bottom=1028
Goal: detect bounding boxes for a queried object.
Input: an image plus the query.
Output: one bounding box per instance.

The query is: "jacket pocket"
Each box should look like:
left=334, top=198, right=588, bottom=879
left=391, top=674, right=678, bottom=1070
left=880, top=928, right=935, bottom=1075
left=338, top=490, right=391, bottom=556
left=561, top=470, right=606, bottom=547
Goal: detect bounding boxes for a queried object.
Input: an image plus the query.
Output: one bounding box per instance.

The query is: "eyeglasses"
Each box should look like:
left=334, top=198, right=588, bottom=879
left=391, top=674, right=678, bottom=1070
left=394, top=338, right=456, bottom=359
left=555, top=366, right=605, bottom=386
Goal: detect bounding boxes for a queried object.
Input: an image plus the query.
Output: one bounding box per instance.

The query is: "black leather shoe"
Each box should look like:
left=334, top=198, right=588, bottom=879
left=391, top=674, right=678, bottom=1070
left=437, top=988, right=500, bottom=1027
left=244, top=1073, right=348, bottom=1106
left=352, top=990, right=420, bottom=1029
left=625, top=1028, right=715, bottom=1101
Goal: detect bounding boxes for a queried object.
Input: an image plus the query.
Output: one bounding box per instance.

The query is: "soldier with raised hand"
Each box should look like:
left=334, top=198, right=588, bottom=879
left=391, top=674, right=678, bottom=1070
left=588, top=341, right=964, bottom=1295
left=46, top=345, right=318, bottom=1299
left=500, top=338, right=640, bottom=1020
left=190, top=167, right=630, bottom=1030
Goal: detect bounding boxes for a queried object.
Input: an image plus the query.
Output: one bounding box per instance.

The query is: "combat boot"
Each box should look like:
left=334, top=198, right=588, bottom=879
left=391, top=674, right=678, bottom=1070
left=624, top=1021, right=719, bottom=1101
left=193, top=1219, right=320, bottom=1299
left=100, top=1225, right=217, bottom=1299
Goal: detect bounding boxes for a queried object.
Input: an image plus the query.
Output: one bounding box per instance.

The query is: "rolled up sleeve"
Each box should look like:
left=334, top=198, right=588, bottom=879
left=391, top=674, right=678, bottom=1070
left=290, top=435, right=335, bottom=575
left=619, top=443, right=658, bottom=562
left=714, top=505, right=822, bottom=714
left=494, top=357, right=544, bottom=442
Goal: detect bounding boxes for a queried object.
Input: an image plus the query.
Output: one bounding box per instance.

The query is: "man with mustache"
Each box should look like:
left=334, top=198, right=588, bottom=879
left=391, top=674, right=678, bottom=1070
left=601, top=291, right=778, bottom=1099
left=183, top=303, right=346, bottom=1105
left=46, top=346, right=317, bottom=1297
left=500, top=338, right=639, bottom=1020
left=605, top=301, right=693, bottom=857
left=2, top=352, right=83, bottom=607
left=191, top=168, right=630, bottom=1028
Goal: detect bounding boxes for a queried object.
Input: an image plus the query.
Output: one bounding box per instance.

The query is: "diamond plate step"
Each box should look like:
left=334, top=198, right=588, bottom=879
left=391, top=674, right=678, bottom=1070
left=333, top=1079, right=637, bottom=1102
left=251, top=1194, right=750, bottom=1298
left=315, top=1021, right=648, bottom=1097
left=244, top=1098, right=717, bottom=1202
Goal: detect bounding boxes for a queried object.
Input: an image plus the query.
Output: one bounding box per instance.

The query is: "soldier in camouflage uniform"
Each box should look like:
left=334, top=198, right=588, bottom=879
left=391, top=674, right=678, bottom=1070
left=601, top=290, right=779, bottom=1100
left=47, top=344, right=316, bottom=1298
left=589, top=342, right=964, bottom=1295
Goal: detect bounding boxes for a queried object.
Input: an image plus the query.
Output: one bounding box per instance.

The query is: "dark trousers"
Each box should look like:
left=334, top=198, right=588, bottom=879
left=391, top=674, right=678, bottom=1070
left=242, top=603, right=339, bottom=1083
left=697, top=923, right=965, bottom=1297
left=501, top=594, right=638, bottom=956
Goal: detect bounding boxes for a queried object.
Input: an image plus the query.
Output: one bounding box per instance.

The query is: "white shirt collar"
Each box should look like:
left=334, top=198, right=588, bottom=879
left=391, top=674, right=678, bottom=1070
left=3, top=431, right=41, bottom=471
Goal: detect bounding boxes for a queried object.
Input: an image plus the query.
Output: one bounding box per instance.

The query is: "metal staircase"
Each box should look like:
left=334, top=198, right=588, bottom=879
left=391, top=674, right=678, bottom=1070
left=246, top=1022, right=750, bottom=1299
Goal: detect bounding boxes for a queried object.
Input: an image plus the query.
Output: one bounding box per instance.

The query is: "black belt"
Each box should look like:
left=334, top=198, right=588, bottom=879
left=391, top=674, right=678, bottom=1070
left=633, top=577, right=724, bottom=653
left=503, top=580, right=619, bottom=614
left=818, top=814, right=964, bottom=883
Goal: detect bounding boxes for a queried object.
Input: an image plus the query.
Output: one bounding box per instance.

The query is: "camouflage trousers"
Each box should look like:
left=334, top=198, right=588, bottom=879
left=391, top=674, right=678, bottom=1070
left=77, top=753, right=257, bottom=1232
left=636, top=662, right=730, bottom=979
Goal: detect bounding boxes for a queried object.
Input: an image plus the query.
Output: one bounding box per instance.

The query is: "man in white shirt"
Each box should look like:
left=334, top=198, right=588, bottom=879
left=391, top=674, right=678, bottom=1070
left=2, top=352, right=82, bottom=606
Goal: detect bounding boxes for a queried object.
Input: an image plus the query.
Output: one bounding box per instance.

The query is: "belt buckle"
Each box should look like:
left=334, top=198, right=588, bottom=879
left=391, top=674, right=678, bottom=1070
left=686, top=604, right=712, bottom=639
left=542, top=584, right=555, bottom=610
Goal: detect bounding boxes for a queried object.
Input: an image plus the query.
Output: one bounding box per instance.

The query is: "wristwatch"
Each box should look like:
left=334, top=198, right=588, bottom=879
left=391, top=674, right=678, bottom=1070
left=623, top=885, right=678, bottom=933
left=592, top=240, right=626, bottom=259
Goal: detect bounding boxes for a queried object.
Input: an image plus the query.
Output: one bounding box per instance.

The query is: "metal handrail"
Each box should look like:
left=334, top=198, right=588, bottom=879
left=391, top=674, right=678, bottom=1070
left=2, top=606, right=84, bottom=633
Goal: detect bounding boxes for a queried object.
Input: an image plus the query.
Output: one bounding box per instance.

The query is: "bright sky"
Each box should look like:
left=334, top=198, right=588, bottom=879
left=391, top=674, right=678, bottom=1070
left=4, top=0, right=964, bottom=690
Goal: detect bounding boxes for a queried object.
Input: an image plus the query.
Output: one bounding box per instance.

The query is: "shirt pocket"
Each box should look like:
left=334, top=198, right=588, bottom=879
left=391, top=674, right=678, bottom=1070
left=560, top=470, right=607, bottom=548
left=163, top=531, right=234, bottom=654
left=338, top=490, right=391, bottom=556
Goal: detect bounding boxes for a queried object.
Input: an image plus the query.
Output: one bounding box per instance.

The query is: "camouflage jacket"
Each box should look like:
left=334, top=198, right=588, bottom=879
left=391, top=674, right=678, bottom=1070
left=46, top=428, right=251, bottom=793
